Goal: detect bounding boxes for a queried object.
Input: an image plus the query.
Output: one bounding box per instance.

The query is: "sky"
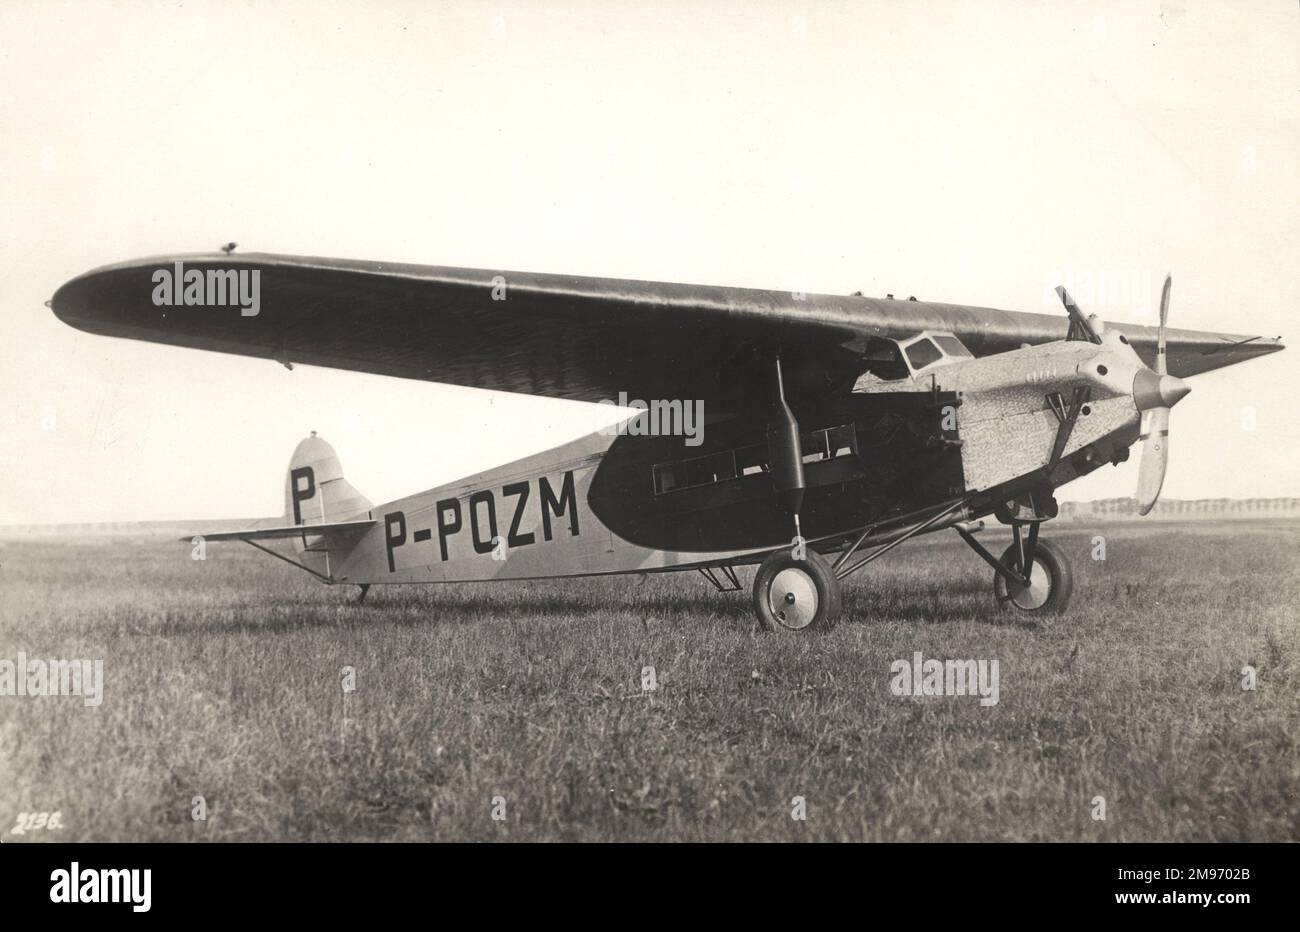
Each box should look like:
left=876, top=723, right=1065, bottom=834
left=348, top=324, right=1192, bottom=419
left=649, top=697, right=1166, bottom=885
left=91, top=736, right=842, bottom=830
left=1, top=0, right=1297, bottom=524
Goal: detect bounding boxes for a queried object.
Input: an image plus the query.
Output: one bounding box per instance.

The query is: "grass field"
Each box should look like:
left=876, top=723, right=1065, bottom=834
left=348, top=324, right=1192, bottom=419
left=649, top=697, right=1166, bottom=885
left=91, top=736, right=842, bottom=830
left=1, top=520, right=1297, bottom=842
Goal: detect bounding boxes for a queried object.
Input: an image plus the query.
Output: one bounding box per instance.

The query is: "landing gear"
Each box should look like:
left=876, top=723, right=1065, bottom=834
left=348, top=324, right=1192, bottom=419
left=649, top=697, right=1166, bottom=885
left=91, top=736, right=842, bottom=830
left=992, top=538, right=1072, bottom=613
left=752, top=551, right=841, bottom=633
left=956, top=520, right=1073, bottom=615
left=754, top=353, right=838, bottom=634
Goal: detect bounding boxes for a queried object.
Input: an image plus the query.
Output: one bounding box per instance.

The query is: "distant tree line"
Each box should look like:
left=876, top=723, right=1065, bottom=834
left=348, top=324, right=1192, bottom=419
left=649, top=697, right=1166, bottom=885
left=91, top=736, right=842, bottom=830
left=1062, top=498, right=1300, bottom=519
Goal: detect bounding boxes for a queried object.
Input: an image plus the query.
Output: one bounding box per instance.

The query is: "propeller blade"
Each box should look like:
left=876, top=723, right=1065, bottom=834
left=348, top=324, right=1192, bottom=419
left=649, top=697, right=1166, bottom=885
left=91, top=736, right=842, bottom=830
left=1157, top=274, right=1171, bottom=375
left=1136, top=406, right=1170, bottom=515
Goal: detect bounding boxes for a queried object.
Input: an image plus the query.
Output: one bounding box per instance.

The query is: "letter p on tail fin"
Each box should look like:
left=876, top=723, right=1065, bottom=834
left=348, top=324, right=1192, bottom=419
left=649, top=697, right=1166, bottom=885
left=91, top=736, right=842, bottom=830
left=285, top=432, right=372, bottom=527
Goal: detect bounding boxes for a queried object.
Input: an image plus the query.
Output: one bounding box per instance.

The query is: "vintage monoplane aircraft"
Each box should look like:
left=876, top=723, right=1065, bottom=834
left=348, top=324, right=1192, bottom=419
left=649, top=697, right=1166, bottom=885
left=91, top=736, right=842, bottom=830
left=51, top=253, right=1283, bottom=632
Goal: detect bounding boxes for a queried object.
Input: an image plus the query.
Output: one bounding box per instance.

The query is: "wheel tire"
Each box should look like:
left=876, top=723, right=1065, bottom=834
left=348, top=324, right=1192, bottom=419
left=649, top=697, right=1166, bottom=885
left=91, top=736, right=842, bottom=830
left=752, top=550, right=842, bottom=633
left=993, top=537, right=1073, bottom=614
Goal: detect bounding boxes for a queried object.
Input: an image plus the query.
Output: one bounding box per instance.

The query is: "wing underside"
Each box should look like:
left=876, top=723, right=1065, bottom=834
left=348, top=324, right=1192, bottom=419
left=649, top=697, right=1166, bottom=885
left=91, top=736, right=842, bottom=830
left=53, top=253, right=1284, bottom=410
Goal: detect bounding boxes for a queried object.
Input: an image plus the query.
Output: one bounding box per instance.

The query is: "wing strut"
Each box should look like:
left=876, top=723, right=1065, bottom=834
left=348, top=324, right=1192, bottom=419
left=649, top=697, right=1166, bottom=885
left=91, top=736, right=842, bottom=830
left=766, top=356, right=806, bottom=544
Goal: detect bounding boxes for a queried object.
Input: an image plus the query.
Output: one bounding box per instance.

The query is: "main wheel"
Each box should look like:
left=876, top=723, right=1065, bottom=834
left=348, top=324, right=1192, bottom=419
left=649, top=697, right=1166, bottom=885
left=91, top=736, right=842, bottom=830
left=752, top=550, right=842, bottom=633
left=993, top=537, right=1073, bottom=614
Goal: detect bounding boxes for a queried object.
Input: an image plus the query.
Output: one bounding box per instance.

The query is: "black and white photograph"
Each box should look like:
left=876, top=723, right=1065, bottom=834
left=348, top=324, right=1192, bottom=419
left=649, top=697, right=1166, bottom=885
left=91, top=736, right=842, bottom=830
left=1, top=0, right=1295, bottom=911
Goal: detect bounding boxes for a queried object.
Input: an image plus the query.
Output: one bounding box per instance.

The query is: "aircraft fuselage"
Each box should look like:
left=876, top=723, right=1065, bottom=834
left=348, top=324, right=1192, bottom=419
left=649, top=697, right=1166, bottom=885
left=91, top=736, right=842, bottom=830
left=320, top=332, right=1148, bottom=586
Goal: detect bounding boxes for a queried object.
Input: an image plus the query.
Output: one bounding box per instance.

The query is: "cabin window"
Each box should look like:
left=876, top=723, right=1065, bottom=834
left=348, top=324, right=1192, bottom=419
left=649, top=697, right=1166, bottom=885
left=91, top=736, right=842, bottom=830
left=904, top=337, right=943, bottom=371
left=800, top=429, right=830, bottom=464
left=735, top=444, right=769, bottom=476
left=652, top=424, right=858, bottom=495
left=652, top=450, right=735, bottom=494
left=827, top=424, right=858, bottom=458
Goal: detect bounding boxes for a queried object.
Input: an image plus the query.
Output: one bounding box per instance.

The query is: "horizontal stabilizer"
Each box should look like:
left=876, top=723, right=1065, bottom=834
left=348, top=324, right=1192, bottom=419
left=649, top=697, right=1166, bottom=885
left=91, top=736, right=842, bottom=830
left=179, top=519, right=375, bottom=542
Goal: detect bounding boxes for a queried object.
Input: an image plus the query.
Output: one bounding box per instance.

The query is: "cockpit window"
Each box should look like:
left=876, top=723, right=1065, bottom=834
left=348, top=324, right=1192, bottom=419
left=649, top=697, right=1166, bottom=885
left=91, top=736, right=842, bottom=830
left=904, top=337, right=943, bottom=370
left=860, top=337, right=910, bottom=380
left=932, top=334, right=973, bottom=358
left=856, top=331, right=974, bottom=387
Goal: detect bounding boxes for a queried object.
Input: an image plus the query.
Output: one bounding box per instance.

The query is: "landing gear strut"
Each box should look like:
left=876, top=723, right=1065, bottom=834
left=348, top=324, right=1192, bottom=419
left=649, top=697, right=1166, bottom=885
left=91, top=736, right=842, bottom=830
left=956, top=521, right=1073, bottom=614
left=753, top=355, right=842, bottom=632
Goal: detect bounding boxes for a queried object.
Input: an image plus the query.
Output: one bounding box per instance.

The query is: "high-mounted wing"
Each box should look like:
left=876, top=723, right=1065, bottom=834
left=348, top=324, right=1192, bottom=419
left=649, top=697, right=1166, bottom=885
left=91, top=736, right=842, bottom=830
left=51, top=253, right=1284, bottom=410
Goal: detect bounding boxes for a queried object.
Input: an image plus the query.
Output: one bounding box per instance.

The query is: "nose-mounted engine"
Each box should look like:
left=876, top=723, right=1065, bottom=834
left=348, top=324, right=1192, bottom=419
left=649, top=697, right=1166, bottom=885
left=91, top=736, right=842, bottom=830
left=1063, top=275, right=1188, bottom=512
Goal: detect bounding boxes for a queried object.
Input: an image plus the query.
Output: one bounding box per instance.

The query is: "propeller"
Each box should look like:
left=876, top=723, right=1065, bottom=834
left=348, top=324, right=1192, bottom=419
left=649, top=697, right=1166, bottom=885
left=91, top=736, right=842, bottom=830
left=1134, top=274, right=1190, bottom=514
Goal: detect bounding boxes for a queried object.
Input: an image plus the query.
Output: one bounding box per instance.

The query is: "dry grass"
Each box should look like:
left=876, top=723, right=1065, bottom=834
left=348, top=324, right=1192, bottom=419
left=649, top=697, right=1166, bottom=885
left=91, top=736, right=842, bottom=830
left=1, top=520, right=1297, bottom=841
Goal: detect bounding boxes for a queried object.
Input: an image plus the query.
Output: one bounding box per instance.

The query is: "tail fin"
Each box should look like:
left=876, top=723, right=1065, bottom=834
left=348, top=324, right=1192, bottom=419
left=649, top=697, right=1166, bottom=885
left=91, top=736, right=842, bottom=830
left=180, top=433, right=373, bottom=583
left=284, top=432, right=372, bottom=527
left=284, top=433, right=372, bottom=576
